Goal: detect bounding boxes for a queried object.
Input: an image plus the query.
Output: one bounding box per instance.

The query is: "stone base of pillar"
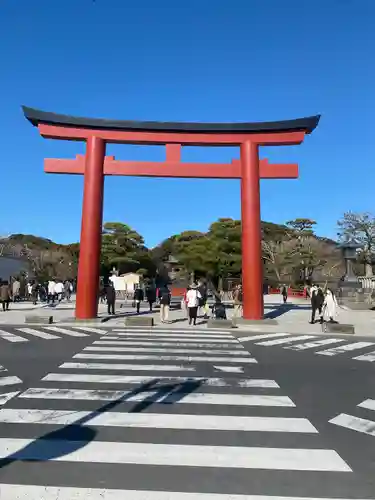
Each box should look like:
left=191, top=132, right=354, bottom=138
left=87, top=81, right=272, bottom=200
left=233, top=318, right=278, bottom=326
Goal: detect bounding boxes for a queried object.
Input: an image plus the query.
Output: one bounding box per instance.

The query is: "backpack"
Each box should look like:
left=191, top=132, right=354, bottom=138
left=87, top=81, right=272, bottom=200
left=214, top=303, right=227, bottom=319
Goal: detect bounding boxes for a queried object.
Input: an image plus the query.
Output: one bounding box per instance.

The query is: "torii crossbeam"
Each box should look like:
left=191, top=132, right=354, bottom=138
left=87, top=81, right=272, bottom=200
left=44, top=153, right=298, bottom=179
left=23, top=106, right=320, bottom=321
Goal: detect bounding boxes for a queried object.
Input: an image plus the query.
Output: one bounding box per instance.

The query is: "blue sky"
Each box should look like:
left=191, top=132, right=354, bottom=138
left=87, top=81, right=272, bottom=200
left=1, top=0, right=374, bottom=247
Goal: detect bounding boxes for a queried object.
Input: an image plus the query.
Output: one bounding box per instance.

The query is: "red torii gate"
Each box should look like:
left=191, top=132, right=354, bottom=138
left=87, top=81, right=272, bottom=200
left=23, top=106, right=319, bottom=320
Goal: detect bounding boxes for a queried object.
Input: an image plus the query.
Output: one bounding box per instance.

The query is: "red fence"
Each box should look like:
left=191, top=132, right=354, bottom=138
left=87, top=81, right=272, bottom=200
left=170, top=286, right=308, bottom=299
left=269, top=287, right=307, bottom=298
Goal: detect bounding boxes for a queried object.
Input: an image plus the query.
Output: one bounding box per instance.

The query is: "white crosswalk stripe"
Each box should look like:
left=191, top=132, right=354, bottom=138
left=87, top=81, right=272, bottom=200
left=60, top=361, right=198, bottom=372
left=256, top=335, right=316, bottom=346
left=238, top=333, right=290, bottom=342
left=44, top=326, right=90, bottom=337
left=41, top=373, right=279, bottom=388
left=0, top=391, right=20, bottom=406
left=91, top=340, right=242, bottom=347
left=0, top=326, right=141, bottom=344
left=330, top=397, right=375, bottom=437
left=239, top=332, right=375, bottom=365
left=0, top=408, right=318, bottom=432
left=317, top=342, right=375, bottom=356
left=74, top=327, right=109, bottom=334
left=0, top=329, right=27, bottom=343
left=0, top=326, right=114, bottom=343
left=0, top=326, right=356, bottom=497
left=17, top=327, right=60, bottom=340
left=285, top=338, right=346, bottom=351
left=352, top=350, right=375, bottom=362
left=74, top=353, right=256, bottom=363
left=0, top=486, right=368, bottom=500
left=107, top=336, right=239, bottom=343
left=84, top=346, right=248, bottom=354
left=0, top=365, right=22, bottom=388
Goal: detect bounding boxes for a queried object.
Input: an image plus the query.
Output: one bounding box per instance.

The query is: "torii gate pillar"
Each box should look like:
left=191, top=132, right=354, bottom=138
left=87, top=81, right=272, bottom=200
left=75, top=137, right=106, bottom=319
left=241, top=141, right=263, bottom=319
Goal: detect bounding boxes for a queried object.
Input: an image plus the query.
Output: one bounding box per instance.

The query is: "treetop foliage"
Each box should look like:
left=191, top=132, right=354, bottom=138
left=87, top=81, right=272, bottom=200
left=2, top=211, right=374, bottom=284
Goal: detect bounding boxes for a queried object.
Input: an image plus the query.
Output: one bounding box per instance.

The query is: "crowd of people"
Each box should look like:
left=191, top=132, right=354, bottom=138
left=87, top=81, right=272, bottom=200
left=0, top=277, right=74, bottom=311
left=0, top=273, right=341, bottom=327
left=101, top=279, right=230, bottom=325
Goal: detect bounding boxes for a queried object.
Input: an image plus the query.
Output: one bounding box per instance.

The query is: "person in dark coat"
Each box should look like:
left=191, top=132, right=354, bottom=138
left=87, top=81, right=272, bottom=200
left=145, top=285, right=156, bottom=312
left=31, top=281, right=39, bottom=305
left=158, top=285, right=171, bottom=323
left=105, top=281, right=116, bottom=315
left=198, top=280, right=209, bottom=318
left=133, top=286, right=144, bottom=314
left=0, top=281, right=12, bottom=311
left=310, top=284, right=324, bottom=324
left=281, top=285, right=288, bottom=304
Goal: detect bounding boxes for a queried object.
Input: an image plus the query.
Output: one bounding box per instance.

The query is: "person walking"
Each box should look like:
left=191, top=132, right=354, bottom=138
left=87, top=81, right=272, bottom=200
left=133, top=286, right=144, bottom=314
left=198, top=280, right=209, bottom=319
left=145, top=285, right=156, bottom=312
left=281, top=284, right=288, bottom=304
left=158, top=285, right=171, bottom=323
left=186, top=284, right=202, bottom=326
left=64, top=280, right=72, bottom=302
left=31, top=281, right=39, bottom=305
left=323, top=288, right=338, bottom=323
left=0, top=281, right=12, bottom=311
left=233, top=284, right=243, bottom=318
left=106, top=281, right=116, bottom=315
left=48, top=279, right=56, bottom=304
left=12, top=279, right=20, bottom=302
left=54, top=280, right=64, bottom=303
left=310, top=284, right=324, bottom=324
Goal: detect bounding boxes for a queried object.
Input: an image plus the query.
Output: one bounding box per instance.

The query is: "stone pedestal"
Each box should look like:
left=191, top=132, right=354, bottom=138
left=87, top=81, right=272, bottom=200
left=338, top=281, right=370, bottom=310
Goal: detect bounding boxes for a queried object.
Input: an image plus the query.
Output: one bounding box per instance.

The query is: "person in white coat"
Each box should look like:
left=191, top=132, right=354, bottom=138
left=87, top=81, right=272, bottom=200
left=323, top=289, right=338, bottom=323
left=186, top=284, right=202, bottom=326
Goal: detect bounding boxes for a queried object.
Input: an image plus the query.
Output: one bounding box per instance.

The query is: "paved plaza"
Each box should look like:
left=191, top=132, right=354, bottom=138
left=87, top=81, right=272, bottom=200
left=1, top=294, right=375, bottom=336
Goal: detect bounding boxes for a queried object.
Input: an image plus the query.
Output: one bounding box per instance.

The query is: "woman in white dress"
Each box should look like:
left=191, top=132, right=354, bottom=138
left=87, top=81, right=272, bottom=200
left=323, top=289, right=338, bottom=322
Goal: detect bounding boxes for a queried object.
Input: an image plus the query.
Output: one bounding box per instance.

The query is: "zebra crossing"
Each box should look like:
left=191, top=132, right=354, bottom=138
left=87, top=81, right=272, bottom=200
left=238, top=332, right=375, bottom=364
left=330, top=397, right=375, bottom=437
left=0, top=325, right=110, bottom=343
left=0, top=326, right=363, bottom=499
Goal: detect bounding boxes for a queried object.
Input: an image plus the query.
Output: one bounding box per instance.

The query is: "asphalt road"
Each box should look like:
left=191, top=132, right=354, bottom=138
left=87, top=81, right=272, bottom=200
left=0, top=325, right=373, bottom=498
left=245, top=337, right=375, bottom=496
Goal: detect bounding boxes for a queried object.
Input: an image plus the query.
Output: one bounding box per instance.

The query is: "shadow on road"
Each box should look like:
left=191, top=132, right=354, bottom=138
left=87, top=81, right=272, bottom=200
left=0, top=378, right=203, bottom=468
left=264, top=303, right=311, bottom=319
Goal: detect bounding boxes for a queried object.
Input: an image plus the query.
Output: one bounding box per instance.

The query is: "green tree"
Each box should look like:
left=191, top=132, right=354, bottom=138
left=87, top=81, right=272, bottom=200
left=337, top=212, right=375, bottom=277
left=101, top=222, right=150, bottom=275
left=286, top=218, right=317, bottom=237
left=285, top=218, right=323, bottom=283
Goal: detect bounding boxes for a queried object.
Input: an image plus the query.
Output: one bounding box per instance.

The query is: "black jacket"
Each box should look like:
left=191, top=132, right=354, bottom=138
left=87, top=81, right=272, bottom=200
left=146, top=287, right=156, bottom=302
left=159, top=287, right=171, bottom=305
left=134, top=288, right=144, bottom=301
left=311, top=288, right=324, bottom=307
left=106, top=285, right=116, bottom=303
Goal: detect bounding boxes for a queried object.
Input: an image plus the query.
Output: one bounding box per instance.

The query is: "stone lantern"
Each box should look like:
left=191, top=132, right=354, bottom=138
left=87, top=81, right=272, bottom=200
left=338, top=241, right=367, bottom=309
left=340, top=241, right=359, bottom=283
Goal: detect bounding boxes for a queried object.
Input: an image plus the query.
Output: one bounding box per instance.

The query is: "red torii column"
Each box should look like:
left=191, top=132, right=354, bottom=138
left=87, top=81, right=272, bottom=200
left=22, top=106, right=319, bottom=320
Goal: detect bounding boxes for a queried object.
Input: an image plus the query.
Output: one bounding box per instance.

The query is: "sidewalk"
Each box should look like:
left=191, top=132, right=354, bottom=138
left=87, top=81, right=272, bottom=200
left=0, top=295, right=374, bottom=336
